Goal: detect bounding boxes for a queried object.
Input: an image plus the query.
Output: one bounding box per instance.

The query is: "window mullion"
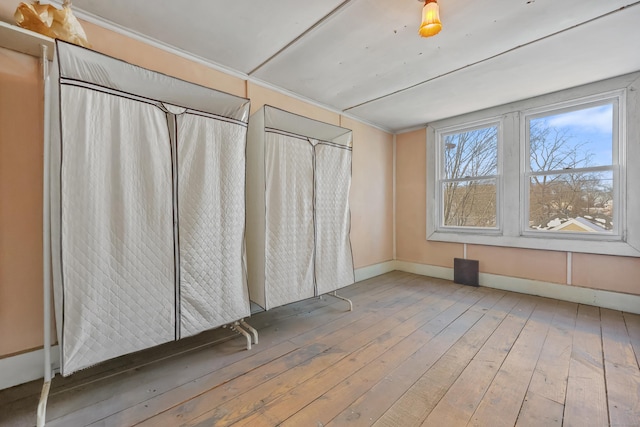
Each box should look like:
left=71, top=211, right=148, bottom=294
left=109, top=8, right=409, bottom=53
left=502, top=111, right=520, bottom=237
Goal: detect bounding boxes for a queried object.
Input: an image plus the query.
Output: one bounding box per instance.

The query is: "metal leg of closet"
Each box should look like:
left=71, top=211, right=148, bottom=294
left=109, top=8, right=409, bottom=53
left=240, top=319, right=259, bottom=345
left=226, top=321, right=252, bottom=350
left=37, top=43, right=53, bottom=427
left=329, top=291, right=353, bottom=311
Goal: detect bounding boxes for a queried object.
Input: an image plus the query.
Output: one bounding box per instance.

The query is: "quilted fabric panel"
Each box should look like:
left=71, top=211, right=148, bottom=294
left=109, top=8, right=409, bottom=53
left=58, top=87, right=176, bottom=376
left=264, top=132, right=316, bottom=309
left=314, top=143, right=355, bottom=294
left=177, top=114, right=250, bottom=337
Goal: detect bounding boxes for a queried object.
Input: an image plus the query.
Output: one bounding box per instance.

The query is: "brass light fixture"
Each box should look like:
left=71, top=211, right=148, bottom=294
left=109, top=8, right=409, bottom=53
left=419, top=0, right=442, bottom=38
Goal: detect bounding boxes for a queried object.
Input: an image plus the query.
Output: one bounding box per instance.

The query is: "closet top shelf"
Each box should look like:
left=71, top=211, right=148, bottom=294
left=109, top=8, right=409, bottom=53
left=0, top=20, right=54, bottom=60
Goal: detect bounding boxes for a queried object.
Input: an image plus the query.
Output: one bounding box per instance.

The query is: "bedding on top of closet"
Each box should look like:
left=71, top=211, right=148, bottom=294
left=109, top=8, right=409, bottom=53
left=50, top=40, right=250, bottom=375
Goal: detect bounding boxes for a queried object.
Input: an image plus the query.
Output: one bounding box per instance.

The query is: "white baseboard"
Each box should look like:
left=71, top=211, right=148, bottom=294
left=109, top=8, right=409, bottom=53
left=0, top=345, right=59, bottom=391
left=478, top=272, right=640, bottom=315
left=354, top=260, right=396, bottom=282
left=393, top=261, right=453, bottom=281
left=394, top=261, right=640, bottom=315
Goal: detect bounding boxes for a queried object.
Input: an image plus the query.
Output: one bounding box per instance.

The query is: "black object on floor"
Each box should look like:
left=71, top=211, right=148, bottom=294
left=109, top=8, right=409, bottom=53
left=454, top=258, right=479, bottom=287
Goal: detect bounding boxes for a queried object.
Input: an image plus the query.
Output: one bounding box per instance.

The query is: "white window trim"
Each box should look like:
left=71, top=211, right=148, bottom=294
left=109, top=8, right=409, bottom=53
left=521, top=90, right=624, bottom=241
left=426, top=71, right=640, bottom=257
left=435, top=117, right=503, bottom=234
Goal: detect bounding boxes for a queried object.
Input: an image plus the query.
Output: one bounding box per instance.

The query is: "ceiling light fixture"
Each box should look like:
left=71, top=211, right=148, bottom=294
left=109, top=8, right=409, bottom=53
left=419, top=0, right=442, bottom=38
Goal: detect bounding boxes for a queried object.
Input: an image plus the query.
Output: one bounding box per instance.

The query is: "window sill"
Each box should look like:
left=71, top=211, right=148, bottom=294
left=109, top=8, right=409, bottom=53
left=427, top=230, right=640, bottom=257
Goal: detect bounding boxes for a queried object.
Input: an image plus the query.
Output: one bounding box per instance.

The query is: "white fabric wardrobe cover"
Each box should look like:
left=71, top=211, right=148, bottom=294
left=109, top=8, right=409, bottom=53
left=314, top=142, right=355, bottom=294
left=50, top=41, right=251, bottom=375
left=264, top=131, right=316, bottom=308
left=177, top=114, right=250, bottom=337
left=246, top=106, right=355, bottom=310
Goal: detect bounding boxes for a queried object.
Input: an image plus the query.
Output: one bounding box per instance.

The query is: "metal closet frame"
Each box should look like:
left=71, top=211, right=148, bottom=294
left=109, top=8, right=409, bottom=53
left=0, top=23, right=258, bottom=426
left=0, top=21, right=55, bottom=427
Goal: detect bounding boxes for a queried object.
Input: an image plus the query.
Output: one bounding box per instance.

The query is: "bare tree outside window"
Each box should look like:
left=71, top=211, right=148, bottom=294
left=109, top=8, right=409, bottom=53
left=527, top=104, right=614, bottom=233
left=441, top=125, right=498, bottom=227
left=430, top=91, right=624, bottom=250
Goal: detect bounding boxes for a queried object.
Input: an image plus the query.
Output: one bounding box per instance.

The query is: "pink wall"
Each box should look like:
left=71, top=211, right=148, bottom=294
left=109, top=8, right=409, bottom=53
left=342, top=117, right=394, bottom=268
left=0, top=49, right=45, bottom=356
left=573, top=254, right=640, bottom=295
left=0, top=9, right=394, bottom=357
left=396, top=129, right=462, bottom=267
left=395, top=128, right=640, bottom=296
left=247, top=83, right=340, bottom=125
left=82, top=21, right=247, bottom=97
left=466, top=246, right=566, bottom=284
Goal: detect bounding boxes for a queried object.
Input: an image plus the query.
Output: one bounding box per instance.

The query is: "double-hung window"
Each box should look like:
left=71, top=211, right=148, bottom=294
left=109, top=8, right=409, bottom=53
left=426, top=76, right=637, bottom=256
left=523, top=96, right=620, bottom=238
left=437, top=120, right=500, bottom=231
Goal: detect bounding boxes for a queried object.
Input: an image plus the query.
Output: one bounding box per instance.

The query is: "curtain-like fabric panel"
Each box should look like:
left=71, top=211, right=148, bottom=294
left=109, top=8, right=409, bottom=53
left=56, top=87, right=175, bottom=375
left=177, top=113, right=250, bottom=337
left=264, top=132, right=315, bottom=308
left=314, top=143, right=355, bottom=294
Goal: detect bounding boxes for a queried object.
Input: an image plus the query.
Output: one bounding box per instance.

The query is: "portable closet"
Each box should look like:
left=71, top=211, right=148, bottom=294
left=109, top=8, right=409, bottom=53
left=246, top=105, right=355, bottom=310
left=49, top=40, right=254, bottom=377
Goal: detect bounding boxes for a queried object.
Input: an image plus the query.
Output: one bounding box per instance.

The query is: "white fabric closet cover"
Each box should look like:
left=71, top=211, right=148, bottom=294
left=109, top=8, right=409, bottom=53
left=51, top=85, right=176, bottom=375
left=264, top=106, right=352, bottom=143
left=177, top=114, right=250, bottom=337
left=264, top=132, right=316, bottom=308
left=54, top=42, right=249, bottom=122
left=246, top=105, right=355, bottom=310
left=314, top=142, right=355, bottom=294
left=50, top=41, right=251, bottom=375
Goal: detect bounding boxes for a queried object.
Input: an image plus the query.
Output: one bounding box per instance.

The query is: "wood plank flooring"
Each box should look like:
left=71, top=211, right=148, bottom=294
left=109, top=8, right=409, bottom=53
left=1, top=271, right=639, bottom=426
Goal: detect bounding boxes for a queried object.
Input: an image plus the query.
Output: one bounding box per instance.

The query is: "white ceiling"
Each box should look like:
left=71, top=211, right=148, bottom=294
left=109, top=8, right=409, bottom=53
left=67, top=0, right=640, bottom=132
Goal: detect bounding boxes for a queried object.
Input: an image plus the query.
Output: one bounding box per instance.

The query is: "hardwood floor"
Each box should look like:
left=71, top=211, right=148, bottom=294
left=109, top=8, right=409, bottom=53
left=1, top=271, right=639, bottom=426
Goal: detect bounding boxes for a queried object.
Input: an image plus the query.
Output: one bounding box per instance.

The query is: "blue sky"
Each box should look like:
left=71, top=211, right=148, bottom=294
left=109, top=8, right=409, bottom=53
left=532, top=104, right=613, bottom=168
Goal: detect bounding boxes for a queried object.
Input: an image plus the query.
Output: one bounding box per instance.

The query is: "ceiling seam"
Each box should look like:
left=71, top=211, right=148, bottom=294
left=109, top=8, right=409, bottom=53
left=247, top=0, right=356, bottom=76
left=343, top=1, right=640, bottom=112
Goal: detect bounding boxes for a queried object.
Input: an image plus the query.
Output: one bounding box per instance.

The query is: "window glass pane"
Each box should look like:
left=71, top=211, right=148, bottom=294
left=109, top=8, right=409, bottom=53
left=443, top=179, right=497, bottom=227
left=528, top=171, right=613, bottom=232
left=529, top=104, right=613, bottom=172
left=444, top=125, right=498, bottom=179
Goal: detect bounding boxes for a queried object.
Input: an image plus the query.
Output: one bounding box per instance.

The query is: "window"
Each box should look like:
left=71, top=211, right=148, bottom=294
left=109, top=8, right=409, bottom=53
left=425, top=76, right=638, bottom=256
left=438, top=121, right=500, bottom=230
left=524, top=100, right=618, bottom=237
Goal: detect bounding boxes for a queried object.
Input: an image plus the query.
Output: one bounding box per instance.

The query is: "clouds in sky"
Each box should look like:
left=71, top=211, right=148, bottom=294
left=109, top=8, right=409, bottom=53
left=546, top=104, right=613, bottom=134
left=531, top=104, right=613, bottom=166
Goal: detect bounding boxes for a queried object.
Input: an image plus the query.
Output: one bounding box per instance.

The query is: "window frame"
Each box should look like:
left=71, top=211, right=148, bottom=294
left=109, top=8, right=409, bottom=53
left=435, top=117, right=503, bottom=234
left=520, top=92, right=624, bottom=241
left=425, top=73, right=639, bottom=257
